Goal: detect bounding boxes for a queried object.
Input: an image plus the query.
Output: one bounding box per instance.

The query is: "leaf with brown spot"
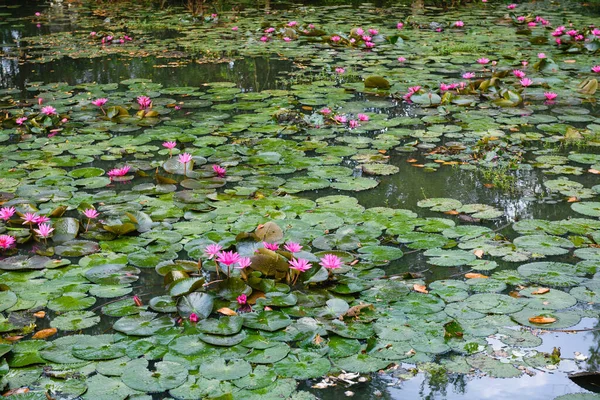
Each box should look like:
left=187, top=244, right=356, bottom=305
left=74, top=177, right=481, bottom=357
left=217, top=307, right=238, bottom=316
left=528, top=316, right=557, bottom=324
left=465, top=273, right=488, bottom=279
left=413, top=284, right=428, bottom=294
left=32, top=328, right=57, bottom=340
left=532, top=288, right=550, bottom=295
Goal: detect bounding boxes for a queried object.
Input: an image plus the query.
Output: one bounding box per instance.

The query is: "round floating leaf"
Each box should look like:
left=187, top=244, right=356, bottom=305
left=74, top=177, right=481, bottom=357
left=48, top=292, right=96, bottom=312
left=232, top=365, right=277, bottom=390
left=333, top=353, right=390, bottom=373
left=0, top=291, right=17, bottom=312
left=357, top=246, right=403, bottom=263
left=113, top=312, right=174, bottom=336
left=122, top=359, right=188, bottom=392
left=417, top=198, right=463, bottom=212
left=245, top=343, right=290, bottom=364
left=274, top=352, right=331, bottom=379
left=572, top=202, right=600, bottom=218
left=242, top=310, right=292, bottom=332
left=424, top=248, right=476, bottom=266
left=82, top=374, right=139, bottom=400
left=466, top=353, right=521, bottom=378
left=72, top=342, right=126, bottom=361
left=511, top=309, right=581, bottom=329
left=50, top=311, right=100, bottom=331
left=513, top=235, right=573, bottom=256
left=517, top=262, right=584, bottom=287
left=177, top=292, right=214, bottom=320
left=519, top=287, right=577, bottom=309
left=202, top=358, right=252, bottom=380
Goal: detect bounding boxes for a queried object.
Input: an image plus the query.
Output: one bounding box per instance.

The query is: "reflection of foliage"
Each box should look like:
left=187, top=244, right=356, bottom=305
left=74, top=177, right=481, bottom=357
left=587, top=320, right=600, bottom=372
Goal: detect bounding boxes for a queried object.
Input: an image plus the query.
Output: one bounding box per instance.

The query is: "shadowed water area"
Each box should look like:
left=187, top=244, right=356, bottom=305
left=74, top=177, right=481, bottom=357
left=1, top=0, right=600, bottom=399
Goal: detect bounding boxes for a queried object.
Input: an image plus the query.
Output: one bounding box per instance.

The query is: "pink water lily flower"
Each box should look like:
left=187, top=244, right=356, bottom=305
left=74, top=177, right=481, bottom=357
left=538, top=53, right=546, bottom=59
left=16, top=117, right=27, bottom=125
left=83, top=209, right=99, bottom=219
left=477, top=58, right=490, bottom=65
left=35, top=215, right=50, bottom=224
left=397, top=57, right=406, bottom=62
left=137, top=96, right=152, bottom=109
left=592, top=28, right=600, bottom=36
left=236, top=257, right=252, bottom=269
left=35, top=12, right=41, bottom=16
left=334, top=115, right=347, bottom=123
left=232, top=26, right=238, bottom=31
left=289, top=258, right=312, bottom=272
left=260, top=36, right=269, bottom=42
left=520, top=78, right=533, bottom=87
left=462, top=72, right=475, bottom=79
left=397, top=22, right=404, bottom=29
left=287, top=21, right=298, bottom=27
left=21, top=212, right=39, bottom=226
left=92, top=98, right=108, bottom=107
left=331, top=35, right=341, bottom=42
left=263, top=242, right=280, bottom=251
left=319, top=254, right=342, bottom=270
left=178, top=153, right=192, bottom=164
left=0, top=206, right=16, bottom=221
left=357, top=113, right=369, bottom=122
left=528, top=22, right=536, bottom=27
left=284, top=242, right=302, bottom=253
left=513, top=69, right=526, bottom=78
left=320, top=107, right=332, bottom=115
left=205, top=243, right=223, bottom=259
left=408, top=86, right=421, bottom=94
left=365, top=42, right=375, bottom=48
left=189, top=313, right=198, bottom=323
left=34, top=223, right=54, bottom=239
left=355, top=27, right=364, bottom=36
left=213, top=164, right=226, bottom=178
left=335, top=67, right=345, bottom=74
left=237, top=294, right=247, bottom=305
left=163, top=141, right=177, bottom=149
left=216, top=250, right=241, bottom=267
left=41, top=106, right=57, bottom=116
left=349, top=120, right=359, bottom=128
left=455, top=21, right=464, bottom=27
left=108, top=165, right=131, bottom=178
left=308, top=24, right=315, bottom=29
left=368, top=28, right=378, bottom=35
left=0, top=235, right=15, bottom=250
left=265, top=27, right=275, bottom=33
left=283, top=37, right=291, bottom=42
left=507, top=3, right=517, bottom=9
left=544, top=92, right=558, bottom=100
left=592, top=66, right=600, bottom=73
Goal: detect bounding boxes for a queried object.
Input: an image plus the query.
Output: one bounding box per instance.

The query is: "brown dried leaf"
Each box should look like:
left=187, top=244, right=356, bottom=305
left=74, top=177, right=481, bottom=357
left=33, top=311, right=46, bottom=318
left=444, top=210, right=459, bottom=215
left=532, top=287, right=550, bottom=295
left=589, top=169, right=600, bottom=175
left=32, top=328, right=57, bottom=340
left=413, top=284, right=428, bottom=294
left=465, top=273, right=488, bottom=279
left=528, top=316, right=557, bottom=324
left=473, top=249, right=484, bottom=258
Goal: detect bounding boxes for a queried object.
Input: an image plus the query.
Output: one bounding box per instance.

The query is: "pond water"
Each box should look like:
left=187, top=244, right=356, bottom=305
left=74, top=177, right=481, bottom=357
left=1, top=0, right=600, bottom=399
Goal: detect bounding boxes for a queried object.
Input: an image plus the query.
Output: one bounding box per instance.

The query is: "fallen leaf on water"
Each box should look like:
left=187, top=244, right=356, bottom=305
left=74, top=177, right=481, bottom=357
left=32, top=328, right=57, bottom=340
left=465, top=273, right=488, bottom=279
left=473, top=249, right=484, bottom=258
left=413, top=284, right=428, bottom=294
left=4, top=336, right=23, bottom=342
left=33, top=311, right=46, bottom=318
left=444, top=210, right=459, bottom=215
left=2, top=388, right=30, bottom=396
left=378, top=150, right=387, bottom=154
left=529, top=316, right=557, bottom=324
left=589, top=169, right=600, bottom=175
left=217, top=307, right=237, bottom=316
left=509, top=291, right=522, bottom=298
left=407, top=158, right=418, bottom=163
left=567, top=197, right=579, bottom=203
left=413, top=164, right=425, bottom=168
left=532, top=287, right=550, bottom=295
left=484, top=183, right=495, bottom=188
left=564, top=59, right=577, bottom=63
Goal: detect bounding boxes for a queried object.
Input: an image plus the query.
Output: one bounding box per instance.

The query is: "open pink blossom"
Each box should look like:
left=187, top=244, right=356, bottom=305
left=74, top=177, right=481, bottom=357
left=592, top=28, right=600, bottom=36
left=308, top=24, right=315, bottom=29
left=137, top=96, right=152, bottom=109
left=477, top=58, right=490, bottom=65
left=361, top=35, right=371, bottom=42
left=92, top=98, right=108, bottom=107
left=397, top=57, right=406, bottom=62
left=232, top=26, right=238, bottom=31
left=265, top=27, right=275, bottom=33
left=462, top=72, right=475, bottom=79
left=592, top=66, right=600, bottom=73
left=284, top=242, right=302, bottom=253
left=0, top=207, right=16, bottom=221
left=355, top=27, right=364, bottom=36
left=349, top=120, right=359, bottom=128
left=35, top=12, right=41, bottom=16
left=358, top=113, right=369, bottom=122
left=35, top=215, right=50, bottom=224
left=507, top=3, right=517, bottom=9
left=287, top=21, right=298, bottom=27
left=163, top=141, right=177, bottom=149
left=236, top=257, right=252, bottom=269
left=21, top=212, right=39, bottom=226
left=330, top=35, right=341, bottom=42
left=16, top=117, right=27, bottom=125
left=90, top=31, right=97, bottom=36
left=263, top=242, right=279, bottom=251
left=189, top=313, right=198, bottom=323
left=108, top=165, right=131, bottom=177
left=368, top=28, right=378, bottom=35
left=178, top=153, right=192, bottom=164
left=83, top=209, right=99, bottom=219
left=538, top=53, right=546, bottom=59
left=319, top=254, right=342, bottom=270
left=528, top=22, right=536, bottom=27
left=320, top=107, right=332, bottom=115
left=289, top=258, right=312, bottom=272
left=0, top=235, right=15, bottom=250
left=205, top=243, right=223, bottom=259
left=216, top=251, right=241, bottom=267
left=544, top=92, right=558, bottom=100
left=335, top=67, right=345, bottom=74
left=520, top=78, right=533, bottom=87
left=365, top=41, right=375, bottom=48
left=237, top=294, right=247, bottom=305
left=283, top=37, right=291, bottom=42
left=397, top=22, right=404, bottom=29
left=408, top=86, right=421, bottom=94
left=334, top=115, right=347, bottom=123
left=455, top=21, right=464, bottom=27
left=260, top=36, right=269, bottom=42
left=41, top=106, right=56, bottom=116
left=213, top=164, right=226, bottom=178
left=33, top=223, right=54, bottom=239
left=513, top=69, right=526, bottom=78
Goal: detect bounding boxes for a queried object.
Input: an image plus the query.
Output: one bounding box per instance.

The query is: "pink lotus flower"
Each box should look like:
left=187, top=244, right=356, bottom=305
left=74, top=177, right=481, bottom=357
left=455, top=21, right=464, bottom=27
left=16, top=117, right=27, bottom=125
left=408, top=86, right=421, bottom=94
left=592, top=28, right=600, bottom=36
left=263, top=242, right=279, bottom=251
left=237, top=294, right=247, bottom=305
left=477, top=58, right=490, bottom=65
left=349, top=120, right=359, bottom=128
left=33, top=223, right=54, bottom=239
left=283, top=37, right=291, bottom=42
left=357, top=113, right=369, bottom=121
left=440, top=83, right=450, bottom=91
left=331, top=35, right=341, bottom=42
left=213, top=164, right=226, bottom=178
left=216, top=250, right=241, bottom=266
left=575, top=35, right=584, bottom=41
left=552, top=28, right=564, bottom=37
left=289, top=258, right=312, bottom=272
left=319, top=254, right=342, bottom=270
left=35, top=215, right=50, bottom=224
left=538, top=53, right=546, bottom=59
left=41, top=106, right=57, bottom=116
left=232, top=26, right=238, bottom=31
left=517, top=16, right=526, bottom=22
left=482, top=0, right=487, bottom=2
left=38, top=98, right=43, bottom=105
left=108, top=165, right=131, bottom=178
left=365, top=42, right=375, bottom=48
left=236, top=257, right=252, bottom=269
left=334, top=115, right=347, bottom=123
left=320, top=107, right=332, bottom=115
left=462, top=72, right=475, bottom=79
left=544, top=92, right=558, bottom=100
left=260, top=36, right=268, bottom=42
left=368, top=28, right=378, bottom=35
left=592, top=66, right=600, bottom=73
left=178, top=153, right=192, bottom=164
left=0, top=235, right=15, bottom=250
left=189, top=313, right=198, bottom=323
left=21, top=212, right=39, bottom=226
left=398, top=57, right=406, bottom=62
left=397, top=22, right=404, bottom=29
left=507, top=4, right=517, bottom=9
left=265, top=27, right=275, bottom=33
left=163, top=141, right=177, bottom=150
left=355, top=27, right=364, bottom=36
left=520, top=78, right=533, bottom=87
left=361, top=35, right=371, bottom=42
left=83, top=209, right=99, bottom=219
left=204, top=244, right=222, bottom=259
left=284, top=242, right=302, bottom=253
left=0, top=207, right=16, bottom=221
left=567, top=29, right=578, bottom=36
left=287, top=21, right=298, bottom=27
left=513, top=69, right=526, bottom=78
left=92, top=98, right=108, bottom=107
left=335, top=67, right=345, bottom=74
